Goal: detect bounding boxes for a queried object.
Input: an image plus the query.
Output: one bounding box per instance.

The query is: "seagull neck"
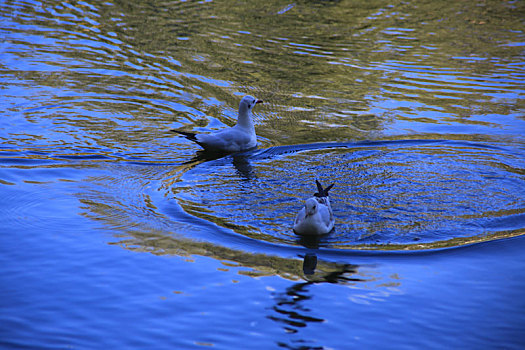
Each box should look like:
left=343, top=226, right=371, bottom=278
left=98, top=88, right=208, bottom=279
left=236, top=110, right=255, bottom=130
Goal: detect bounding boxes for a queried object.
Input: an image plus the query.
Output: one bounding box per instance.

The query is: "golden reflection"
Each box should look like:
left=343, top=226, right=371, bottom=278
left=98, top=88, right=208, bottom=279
left=112, top=231, right=305, bottom=280
left=105, top=223, right=400, bottom=292
left=4, top=0, right=523, bottom=152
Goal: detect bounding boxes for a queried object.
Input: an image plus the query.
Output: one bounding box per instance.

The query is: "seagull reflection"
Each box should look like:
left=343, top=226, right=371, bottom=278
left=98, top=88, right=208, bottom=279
left=267, top=282, right=324, bottom=334
left=268, top=259, right=363, bottom=341
left=231, top=153, right=255, bottom=179
left=297, top=234, right=323, bottom=275
left=299, top=254, right=362, bottom=284
left=302, top=253, right=317, bottom=275
left=297, top=234, right=323, bottom=249
left=178, top=147, right=257, bottom=180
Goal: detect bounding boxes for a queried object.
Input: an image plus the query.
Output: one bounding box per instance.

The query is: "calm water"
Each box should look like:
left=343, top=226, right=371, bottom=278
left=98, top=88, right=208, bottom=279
left=1, top=0, right=525, bottom=348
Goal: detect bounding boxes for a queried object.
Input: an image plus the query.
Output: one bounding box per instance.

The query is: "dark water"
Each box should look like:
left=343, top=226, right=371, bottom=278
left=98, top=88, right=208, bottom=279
left=1, top=0, right=525, bottom=348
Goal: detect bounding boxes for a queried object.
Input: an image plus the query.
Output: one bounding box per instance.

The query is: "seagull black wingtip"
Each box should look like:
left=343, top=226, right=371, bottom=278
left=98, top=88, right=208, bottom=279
left=170, top=129, right=198, bottom=142
left=314, top=179, right=335, bottom=197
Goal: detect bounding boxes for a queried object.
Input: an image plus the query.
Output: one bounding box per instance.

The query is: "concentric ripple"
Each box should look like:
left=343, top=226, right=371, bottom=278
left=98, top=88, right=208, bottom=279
left=160, top=140, right=525, bottom=250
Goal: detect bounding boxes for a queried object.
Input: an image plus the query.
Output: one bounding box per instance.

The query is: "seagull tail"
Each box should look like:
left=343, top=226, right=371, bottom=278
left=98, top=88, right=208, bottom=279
left=170, top=129, right=199, bottom=142
left=314, top=179, right=335, bottom=197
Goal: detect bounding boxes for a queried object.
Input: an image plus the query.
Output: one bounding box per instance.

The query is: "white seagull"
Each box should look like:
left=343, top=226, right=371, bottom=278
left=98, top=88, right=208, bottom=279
left=172, top=95, right=263, bottom=153
left=293, top=180, right=335, bottom=235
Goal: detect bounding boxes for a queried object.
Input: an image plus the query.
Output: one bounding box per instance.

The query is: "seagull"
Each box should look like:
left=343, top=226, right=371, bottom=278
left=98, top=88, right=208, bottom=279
left=293, top=180, right=335, bottom=235
left=172, top=95, right=263, bottom=153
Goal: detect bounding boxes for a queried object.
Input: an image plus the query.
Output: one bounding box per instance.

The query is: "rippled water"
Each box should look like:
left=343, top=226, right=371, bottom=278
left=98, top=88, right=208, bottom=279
left=1, top=0, right=525, bottom=348
left=161, top=140, right=525, bottom=249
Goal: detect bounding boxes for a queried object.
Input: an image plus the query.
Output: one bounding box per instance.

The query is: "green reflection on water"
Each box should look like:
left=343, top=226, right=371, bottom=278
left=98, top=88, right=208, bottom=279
left=2, top=0, right=523, bottom=153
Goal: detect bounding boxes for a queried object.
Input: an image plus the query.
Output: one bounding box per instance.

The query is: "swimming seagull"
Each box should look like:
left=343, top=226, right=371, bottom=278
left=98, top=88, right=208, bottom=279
left=293, top=180, right=335, bottom=235
left=172, top=95, right=263, bottom=153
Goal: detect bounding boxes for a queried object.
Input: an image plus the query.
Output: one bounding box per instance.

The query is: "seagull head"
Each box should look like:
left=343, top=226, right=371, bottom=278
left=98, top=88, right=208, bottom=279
left=305, top=198, right=318, bottom=217
left=239, top=95, right=263, bottom=115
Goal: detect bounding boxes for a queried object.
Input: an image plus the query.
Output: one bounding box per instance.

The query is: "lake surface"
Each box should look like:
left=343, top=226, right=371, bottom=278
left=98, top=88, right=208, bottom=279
left=1, top=0, right=524, bottom=348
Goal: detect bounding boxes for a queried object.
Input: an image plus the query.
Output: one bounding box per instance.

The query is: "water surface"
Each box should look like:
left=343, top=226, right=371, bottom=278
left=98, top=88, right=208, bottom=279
left=1, top=0, right=524, bottom=348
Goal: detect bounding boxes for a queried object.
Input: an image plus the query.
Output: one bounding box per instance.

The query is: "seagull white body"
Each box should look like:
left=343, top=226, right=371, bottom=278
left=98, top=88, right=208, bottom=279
left=173, top=95, right=262, bottom=153
left=293, top=181, right=335, bottom=235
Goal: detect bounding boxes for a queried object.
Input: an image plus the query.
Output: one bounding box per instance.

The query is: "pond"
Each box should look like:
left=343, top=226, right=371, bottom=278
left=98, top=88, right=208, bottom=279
left=1, top=0, right=524, bottom=348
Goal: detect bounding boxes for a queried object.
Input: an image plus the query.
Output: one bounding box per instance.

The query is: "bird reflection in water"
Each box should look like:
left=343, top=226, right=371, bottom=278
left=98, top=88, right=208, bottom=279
left=268, top=257, right=363, bottom=345
left=297, top=234, right=324, bottom=276
left=231, top=153, right=256, bottom=180
left=268, top=282, right=325, bottom=336
left=182, top=147, right=258, bottom=180
left=302, top=253, right=317, bottom=275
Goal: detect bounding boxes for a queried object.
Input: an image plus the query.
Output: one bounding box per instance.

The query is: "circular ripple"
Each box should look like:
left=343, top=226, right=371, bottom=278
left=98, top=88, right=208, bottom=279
left=161, top=140, right=525, bottom=250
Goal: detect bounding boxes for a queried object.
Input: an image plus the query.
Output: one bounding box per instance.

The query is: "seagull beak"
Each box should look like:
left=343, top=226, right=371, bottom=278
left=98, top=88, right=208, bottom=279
left=255, top=99, right=263, bottom=104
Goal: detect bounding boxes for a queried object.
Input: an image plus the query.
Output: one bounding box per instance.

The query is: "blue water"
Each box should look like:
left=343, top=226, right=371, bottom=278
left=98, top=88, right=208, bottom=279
left=1, top=0, right=525, bottom=349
